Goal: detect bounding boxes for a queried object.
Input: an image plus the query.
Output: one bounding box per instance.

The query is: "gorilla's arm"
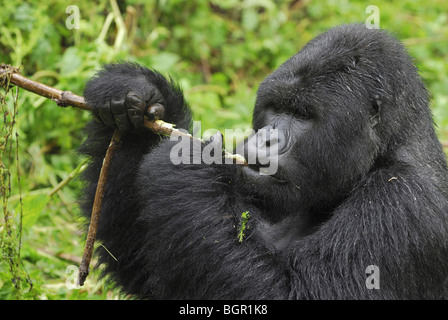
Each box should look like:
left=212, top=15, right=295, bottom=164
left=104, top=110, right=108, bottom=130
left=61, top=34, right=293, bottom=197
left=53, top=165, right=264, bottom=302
left=134, top=141, right=291, bottom=299
left=79, top=64, right=192, bottom=294
left=80, top=63, right=192, bottom=189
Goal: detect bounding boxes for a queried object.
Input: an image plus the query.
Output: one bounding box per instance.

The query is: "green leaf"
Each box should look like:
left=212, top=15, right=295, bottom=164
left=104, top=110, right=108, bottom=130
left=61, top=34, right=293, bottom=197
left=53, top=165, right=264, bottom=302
left=150, top=52, right=180, bottom=72
left=242, top=8, right=258, bottom=31
left=59, top=47, right=82, bottom=74
left=18, top=194, right=49, bottom=228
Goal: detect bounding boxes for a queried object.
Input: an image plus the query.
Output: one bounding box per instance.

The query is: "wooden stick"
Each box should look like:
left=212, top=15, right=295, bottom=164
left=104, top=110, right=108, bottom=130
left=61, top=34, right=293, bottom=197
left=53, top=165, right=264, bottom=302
left=0, top=64, right=223, bottom=141
left=78, top=130, right=122, bottom=286
left=1, top=65, right=123, bottom=285
left=1, top=65, right=183, bottom=132
left=1, top=64, right=247, bottom=163
left=1, top=64, right=88, bottom=110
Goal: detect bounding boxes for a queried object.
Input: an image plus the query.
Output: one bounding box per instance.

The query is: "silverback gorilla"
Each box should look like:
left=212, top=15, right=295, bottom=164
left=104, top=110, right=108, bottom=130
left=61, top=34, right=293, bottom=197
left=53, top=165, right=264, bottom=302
left=80, top=24, right=448, bottom=299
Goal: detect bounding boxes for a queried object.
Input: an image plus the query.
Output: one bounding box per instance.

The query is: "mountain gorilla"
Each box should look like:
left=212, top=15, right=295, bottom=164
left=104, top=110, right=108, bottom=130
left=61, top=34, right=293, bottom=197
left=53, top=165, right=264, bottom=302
left=80, top=24, right=448, bottom=299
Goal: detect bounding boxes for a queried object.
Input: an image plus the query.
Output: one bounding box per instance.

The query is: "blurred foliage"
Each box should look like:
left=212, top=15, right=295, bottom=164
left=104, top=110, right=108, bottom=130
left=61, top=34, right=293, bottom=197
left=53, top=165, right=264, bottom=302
left=0, top=0, right=447, bottom=299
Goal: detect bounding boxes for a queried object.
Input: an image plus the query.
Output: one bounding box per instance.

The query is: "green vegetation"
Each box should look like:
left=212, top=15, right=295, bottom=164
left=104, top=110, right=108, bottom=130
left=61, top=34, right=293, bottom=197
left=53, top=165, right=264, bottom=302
left=1, top=0, right=447, bottom=299
left=237, top=211, right=251, bottom=242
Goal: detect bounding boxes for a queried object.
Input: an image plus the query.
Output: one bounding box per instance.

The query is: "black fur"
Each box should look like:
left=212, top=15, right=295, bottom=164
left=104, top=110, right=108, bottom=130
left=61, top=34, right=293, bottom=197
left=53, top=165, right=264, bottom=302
left=79, top=24, right=448, bottom=299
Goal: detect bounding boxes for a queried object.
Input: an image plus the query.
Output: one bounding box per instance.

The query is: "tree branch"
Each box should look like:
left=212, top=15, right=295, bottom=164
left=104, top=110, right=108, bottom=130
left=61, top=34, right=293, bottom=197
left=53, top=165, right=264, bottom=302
left=0, top=64, right=247, bottom=162
left=78, top=130, right=122, bottom=286
left=1, top=64, right=88, bottom=110
left=0, top=64, right=240, bottom=147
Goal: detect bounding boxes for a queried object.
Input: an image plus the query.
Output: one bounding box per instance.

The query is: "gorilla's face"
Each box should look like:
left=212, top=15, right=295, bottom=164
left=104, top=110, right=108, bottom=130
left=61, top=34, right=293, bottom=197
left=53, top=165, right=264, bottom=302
left=239, top=28, right=391, bottom=218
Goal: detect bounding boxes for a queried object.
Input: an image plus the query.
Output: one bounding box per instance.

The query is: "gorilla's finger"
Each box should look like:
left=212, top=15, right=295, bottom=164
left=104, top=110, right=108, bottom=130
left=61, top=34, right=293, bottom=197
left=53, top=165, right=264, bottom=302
left=97, top=101, right=117, bottom=129
left=125, top=91, right=145, bottom=129
left=110, top=97, right=126, bottom=115
left=111, top=97, right=132, bottom=132
left=114, top=113, right=132, bottom=132
left=146, top=103, right=165, bottom=121
left=147, top=86, right=165, bottom=106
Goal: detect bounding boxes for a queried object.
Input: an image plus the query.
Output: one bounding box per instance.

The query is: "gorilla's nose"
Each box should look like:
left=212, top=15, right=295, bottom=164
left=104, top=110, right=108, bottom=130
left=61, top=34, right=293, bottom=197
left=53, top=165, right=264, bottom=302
left=256, top=125, right=288, bottom=153
left=244, top=125, right=288, bottom=167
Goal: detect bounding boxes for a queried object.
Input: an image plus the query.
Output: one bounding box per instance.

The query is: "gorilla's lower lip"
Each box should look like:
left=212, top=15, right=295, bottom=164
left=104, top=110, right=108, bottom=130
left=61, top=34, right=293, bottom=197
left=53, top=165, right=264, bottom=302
left=242, top=165, right=287, bottom=184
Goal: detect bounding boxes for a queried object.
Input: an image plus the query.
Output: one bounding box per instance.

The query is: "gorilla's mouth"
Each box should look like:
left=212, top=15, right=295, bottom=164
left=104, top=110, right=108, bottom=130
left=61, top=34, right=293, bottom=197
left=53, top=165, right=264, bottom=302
left=242, top=164, right=287, bottom=184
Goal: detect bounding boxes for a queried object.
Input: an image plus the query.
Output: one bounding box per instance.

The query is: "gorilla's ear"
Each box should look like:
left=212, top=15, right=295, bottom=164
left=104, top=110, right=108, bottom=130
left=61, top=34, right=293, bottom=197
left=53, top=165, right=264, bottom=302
left=369, top=97, right=382, bottom=128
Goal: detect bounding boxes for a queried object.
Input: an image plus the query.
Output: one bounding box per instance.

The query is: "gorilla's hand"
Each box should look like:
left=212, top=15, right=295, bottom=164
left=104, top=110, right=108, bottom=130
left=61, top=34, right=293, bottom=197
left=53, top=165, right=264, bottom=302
left=85, top=63, right=191, bottom=134
left=92, top=87, right=166, bottom=132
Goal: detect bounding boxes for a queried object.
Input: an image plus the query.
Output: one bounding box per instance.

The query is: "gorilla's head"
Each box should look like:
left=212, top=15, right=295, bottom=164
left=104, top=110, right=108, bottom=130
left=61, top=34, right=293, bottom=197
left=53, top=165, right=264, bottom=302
left=240, top=24, right=434, bottom=221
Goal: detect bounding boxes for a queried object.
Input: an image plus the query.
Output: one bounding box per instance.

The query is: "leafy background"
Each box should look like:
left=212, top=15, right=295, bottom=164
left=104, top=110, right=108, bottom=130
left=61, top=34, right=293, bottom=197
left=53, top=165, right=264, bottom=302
left=0, top=0, right=447, bottom=299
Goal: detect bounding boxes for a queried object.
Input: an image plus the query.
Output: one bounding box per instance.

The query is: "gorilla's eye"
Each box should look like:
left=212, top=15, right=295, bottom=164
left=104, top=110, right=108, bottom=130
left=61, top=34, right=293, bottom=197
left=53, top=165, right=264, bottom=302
left=293, top=109, right=312, bottom=120
left=271, top=104, right=282, bottom=112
